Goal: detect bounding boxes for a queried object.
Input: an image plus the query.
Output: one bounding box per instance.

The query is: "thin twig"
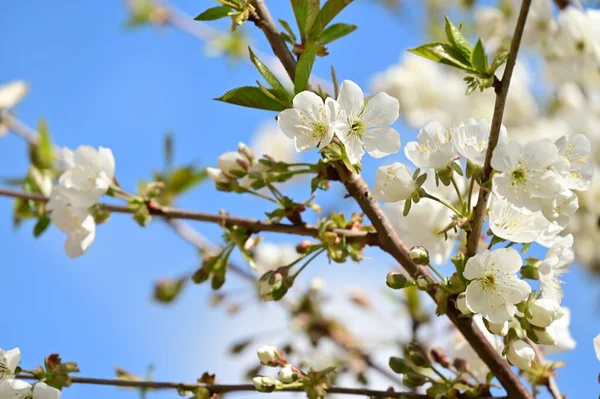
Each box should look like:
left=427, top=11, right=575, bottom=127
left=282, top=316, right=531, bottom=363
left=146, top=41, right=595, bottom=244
left=248, top=0, right=533, bottom=398
left=17, top=373, right=470, bottom=398
left=465, top=0, right=532, bottom=259
left=0, top=187, right=378, bottom=245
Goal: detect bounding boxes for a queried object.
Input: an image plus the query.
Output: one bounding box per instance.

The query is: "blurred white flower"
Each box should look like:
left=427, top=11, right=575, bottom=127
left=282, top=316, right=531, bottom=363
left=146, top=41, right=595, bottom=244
left=544, top=308, right=576, bottom=354
left=0, top=348, right=20, bottom=380
left=254, top=242, right=299, bottom=274
left=538, top=234, right=574, bottom=303
left=555, top=133, right=592, bottom=191
left=251, top=122, right=299, bottom=163
left=594, top=334, right=600, bottom=361
left=59, top=146, right=115, bottom=208
left=488, top=195, right=551, bottom=244
left=451, top=118, right=506, bottom=167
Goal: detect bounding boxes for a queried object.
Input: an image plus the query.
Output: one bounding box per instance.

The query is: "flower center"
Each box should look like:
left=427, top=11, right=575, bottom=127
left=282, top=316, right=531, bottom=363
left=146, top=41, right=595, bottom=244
left=482, top=272, right=496, bottom=289
left=350, top=120, right=366, bottom=137
left=311, top=122, right=328, bottom=140
left=511, top=168, right=527, bottom=186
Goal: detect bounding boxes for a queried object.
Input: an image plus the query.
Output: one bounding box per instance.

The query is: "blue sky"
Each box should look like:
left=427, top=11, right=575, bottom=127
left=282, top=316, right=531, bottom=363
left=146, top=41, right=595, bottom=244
left=1, top=1, right=599, bottom=398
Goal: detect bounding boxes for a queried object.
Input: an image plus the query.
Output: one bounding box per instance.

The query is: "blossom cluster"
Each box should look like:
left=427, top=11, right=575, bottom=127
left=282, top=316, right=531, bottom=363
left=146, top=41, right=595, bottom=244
left=253, top=345, right=303, bottom=392
left=0, top=348, right=61, bottom=399
left=47, top=147, right=115, bottom=258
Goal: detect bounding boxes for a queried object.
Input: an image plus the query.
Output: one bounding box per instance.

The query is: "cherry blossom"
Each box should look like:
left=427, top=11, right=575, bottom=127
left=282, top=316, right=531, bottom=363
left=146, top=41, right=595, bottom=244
left=372, top=163, right=415, bottom=203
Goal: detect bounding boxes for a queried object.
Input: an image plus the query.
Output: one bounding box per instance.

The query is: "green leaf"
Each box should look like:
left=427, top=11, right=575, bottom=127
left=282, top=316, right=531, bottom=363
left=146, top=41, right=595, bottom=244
left=194, top=6, right=231, bottom=21
left=444, top=16, right=472, bottom=61
left=29, top=119, right=54, bottom=170
left=408, top=42, right=474, bottom=72
left=491, top=50, right=509, bottom=73
left=215, top=86, right=287, bottom=111
left=403, top=197, right=412, bottom=217
left=450, top=161, right=463, bottom=176
left=291, top=0, right=320, bottom=38
left=294, top=45, right=318, bottom=94
left=319, top=23, right=357, bottom=45
left=166, top=167, right=207, bottom=195
left=309, top=0, right=354, bottom=38
left=153, top=277, right=187, bottom=304
left=279, top=19, right=297, bottom=43
left=33, top=215, right=51, bottom=238
left=470, top=38, right=488, bottom=74
left=248, top=47, right=289, bottom=99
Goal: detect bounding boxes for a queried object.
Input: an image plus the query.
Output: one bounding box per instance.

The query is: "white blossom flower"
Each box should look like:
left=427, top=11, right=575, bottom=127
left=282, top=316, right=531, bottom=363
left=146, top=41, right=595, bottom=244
left=554, top=133, right=592, bottom=191
left=335, top=80, right=401, bottom=164
left=47, top=188, right=96, bottom=259
left=544, top=308, right=576, bottom=354
left=58, top=146, right=115, bottom=208
left=595, top=334, right=600, bottom=361
left=251, top=122, right=299, bottom=163
left=33, top=382, right=61, bottom=399
left=206, top=167, right=230, bottom=184
left=487, top=320, right=509, bottom=336
left=0, top=80, right=29, bottom=134
left=455, top=293, right=471, bottom=315
left=254, top=242, right=299, bottom=274
left=0, top=379, right=32, bottom=399
left=463, top=248, right=531, bottom=324
left=533, top=327, right=558, bottom=346
left=278, top=365, right=299, bottom=383
left=257, top=345, right=284, bottom=366
left=541, top=189, right=578, bottom=230
left=0, top=348, right=20, bottom=380
left=491, top=139, right=564, bottom=211
left=278, top=91, right=341, bottom=153
left=451, top=118, right=507, bottom=166
left=527, top=298, right=564, bottom=328
left=405, top=121, right=457, bottom=170
left=372, top=163, right=415, bottom=202
left=218, top=151, right=248, bottom=177
left=488, top=195, right=551, bottom=244
left=538, top=234, right=574, bottom=303
left=385, top=199, right=455, bottom=265
left=506, top=340, right=535, bottom=370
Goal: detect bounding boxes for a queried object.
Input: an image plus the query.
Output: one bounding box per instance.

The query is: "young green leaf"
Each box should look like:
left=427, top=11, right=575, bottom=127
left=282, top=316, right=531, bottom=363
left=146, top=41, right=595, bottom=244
left=491, top=50, right=509, bottom=73
left=194, top=6, right=231, bottom=21
left=319, top=23, right=357, bottom=45
left=29, top=119, right=54, bottom=170
left=279, top=19, right=298, bottom=43
left=408, top=42, right=473, bottom=72
left=294, top=45, right=318, bottom=94
left=470, top=39, right=488, bottom=75
left=444, top=16, right=472, bottom=61
left=33, top=215, right=51, bottom=238
left=291, top=0, right=320, bottom=38
left=309, top=0, right=354, bottom=38
left=248, top=47, right=289, bottom=99
left=215, top=86, right=288, bottom=111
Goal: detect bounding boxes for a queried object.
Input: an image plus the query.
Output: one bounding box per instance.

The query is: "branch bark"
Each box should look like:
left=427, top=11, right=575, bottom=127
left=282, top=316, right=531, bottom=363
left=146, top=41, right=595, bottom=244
left=17, top=373, right=505, bottom=398
left=465, top=0, right=532, bottom=259
left=249, top=1, right=533, bottom=398
left=0, top=187, right=377, bottom=245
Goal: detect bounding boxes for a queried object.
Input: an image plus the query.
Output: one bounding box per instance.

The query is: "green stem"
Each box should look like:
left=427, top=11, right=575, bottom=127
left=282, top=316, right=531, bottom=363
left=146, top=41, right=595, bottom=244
left=427, top=263, right=446, bottom=283
left=422, top=193, right=462, bottom=216
left=431, top=365, right=450, bottom=383
left=450, top=176, right=465, bottom=211
left=292, top=248, right=326, bottom=278
left=244, top=189, right=277, bottom=203
left=466, top=176, right=476, bottom=212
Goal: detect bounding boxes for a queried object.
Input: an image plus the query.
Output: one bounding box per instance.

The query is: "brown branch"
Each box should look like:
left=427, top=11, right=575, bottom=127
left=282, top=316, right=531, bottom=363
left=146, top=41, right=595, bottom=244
left=552, top=0, right=570, bottom=9
left=16, top=373, right=438, bottom=398
left=0, top=187, right=378, bottom=246
left=248, top=1, right=533, bottom=398
left=17, top=373, right=507, bottom=398
left=465, top=0, right=532, bottom=259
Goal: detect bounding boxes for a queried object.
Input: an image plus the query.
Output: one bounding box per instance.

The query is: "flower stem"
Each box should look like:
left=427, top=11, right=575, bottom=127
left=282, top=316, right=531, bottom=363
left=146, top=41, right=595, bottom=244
left=427, top=263, right=446, bottom=283
left=422, top=193, right=462, bottom=216
left=450, top=176, right=465, bottom=211
left=245, top=189, right=277, bottom=203
left=292, top=247, right=326, bottom=278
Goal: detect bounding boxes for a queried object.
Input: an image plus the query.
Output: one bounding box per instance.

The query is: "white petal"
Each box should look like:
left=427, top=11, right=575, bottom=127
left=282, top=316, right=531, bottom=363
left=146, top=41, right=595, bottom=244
left=491, top=140, right=520, bottom=172
left=363, top=127, right=401, bottom=158
left=486, top=248, right=523, bottom=274
left=463, top=250, right=491, bottom=280
left=33, top=383, right=61, bottom=399
left=362, top=92, right=400, bottom=127
left=337, top=80, right=364, bottom=117
left=0, top=81, right=29, bottom=109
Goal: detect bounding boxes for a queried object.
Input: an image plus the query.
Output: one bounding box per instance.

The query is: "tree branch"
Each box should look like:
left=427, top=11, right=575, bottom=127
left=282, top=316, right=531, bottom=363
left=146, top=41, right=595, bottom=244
left=248, top=1, right=533, bottom=398
left=465, top=0, right=532, bottom=259
left=0, top=187, right=378, bottom=245
left=17, top=373, right=505, bottom=398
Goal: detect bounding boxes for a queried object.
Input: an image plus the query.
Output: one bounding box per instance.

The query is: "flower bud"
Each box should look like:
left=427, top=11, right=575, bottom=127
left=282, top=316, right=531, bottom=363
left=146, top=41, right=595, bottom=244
left=405, top=342, right=431, bottom=368
left=455, top=293, right=471, bottom=315
left=532, top=327, right=557, bottom=346
left=416, top=276, right=434, bottom=291
left=256, top=345, right=286, bottom=366
left=453, top=358, right=470, bottom=373
left=506, top=340, right=535, bottom=370
left=297, top=241, right=318, bottom=254
left=487, top=320, right=509, bottom=336
left=430, top=348, right=451, bottom=368
left=253, top=376, right=282, bottom=392
left=402, top=372, right=426, bottom=388
left=409, top=246, right=429, bottom=265
left=207, top=167, right=230, bottom=184
left=258, top=269, right=291, bottom=302
left=386, top=272, right=411, bottom=290
left=527, top=299, right=564, bottom=328
left=278, top=364, right=300, bottom=383
left=237, top=142, right=256, bottom=164
left=218, top=151, right=248, bottom=177
left=389, top=357, right=413, bottom=374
